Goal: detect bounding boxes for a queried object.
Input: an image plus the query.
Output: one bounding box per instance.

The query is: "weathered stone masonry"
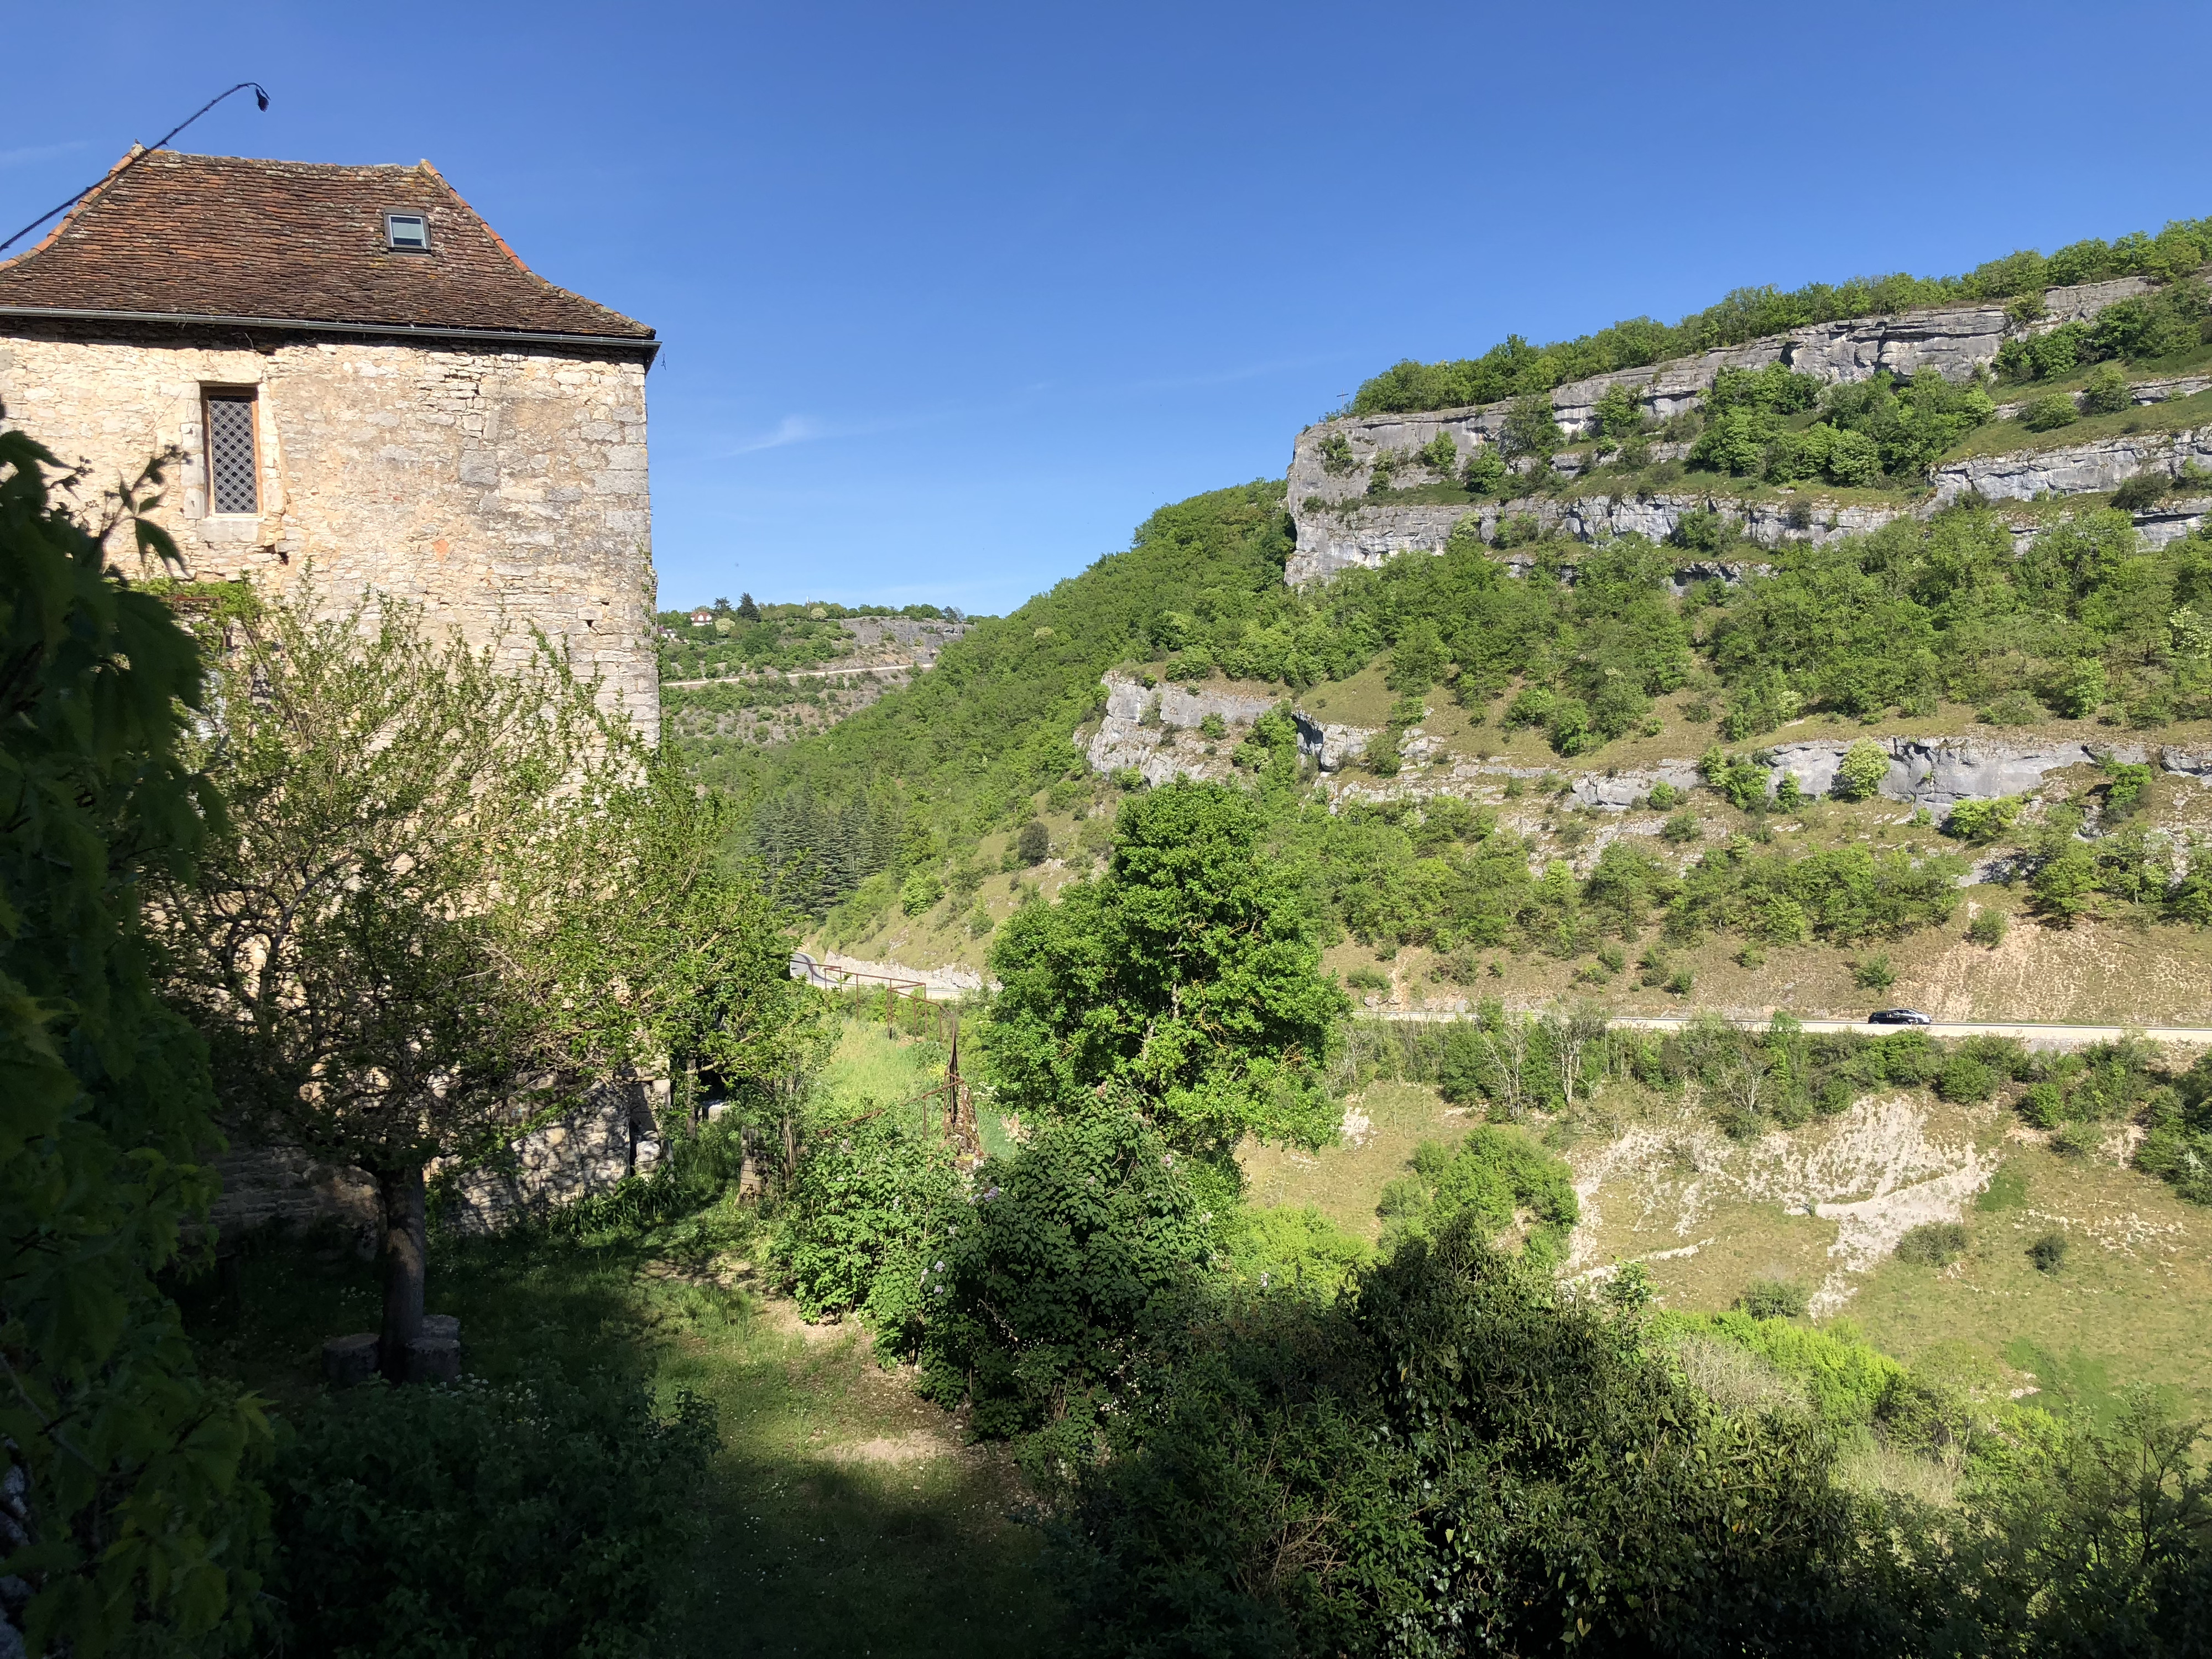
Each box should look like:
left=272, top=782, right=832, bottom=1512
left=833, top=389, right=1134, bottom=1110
left=0, top=327, right=658, bottom=733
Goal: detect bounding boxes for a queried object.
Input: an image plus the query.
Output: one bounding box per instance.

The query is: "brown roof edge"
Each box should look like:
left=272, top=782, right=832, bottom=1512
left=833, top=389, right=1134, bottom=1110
left=0, top=302, right=662, bottom=364
left=0, top=145, right=143, bottom=273
left=415, top=159, right=536, bottom=279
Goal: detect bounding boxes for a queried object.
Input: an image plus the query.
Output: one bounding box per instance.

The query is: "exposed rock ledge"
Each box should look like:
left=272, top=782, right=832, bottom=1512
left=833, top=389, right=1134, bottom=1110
left=1931, top=426, right=2212, bottom=504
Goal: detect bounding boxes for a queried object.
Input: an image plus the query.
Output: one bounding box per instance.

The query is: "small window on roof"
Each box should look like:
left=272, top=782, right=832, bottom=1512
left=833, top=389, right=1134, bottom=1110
left=384, top=211, right=430, bottom=252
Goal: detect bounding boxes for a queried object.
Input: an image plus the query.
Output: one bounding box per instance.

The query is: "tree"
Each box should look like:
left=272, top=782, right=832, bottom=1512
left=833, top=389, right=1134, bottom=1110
left=0, top=433, right=270, bottom=1655
left=157, top=592, right=813, bottom=1378
left=1832, top=737, right=1890, bottom=801
left=983, top=780, right=1349, bottom=1157
left=1499, top=390, right=1565, bottom=462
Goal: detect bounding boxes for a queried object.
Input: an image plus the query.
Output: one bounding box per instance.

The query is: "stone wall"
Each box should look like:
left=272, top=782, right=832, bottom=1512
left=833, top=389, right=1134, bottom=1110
left=205, top=1081, right=667, bottom=1244
left=0, top=321, right=658, bottom=732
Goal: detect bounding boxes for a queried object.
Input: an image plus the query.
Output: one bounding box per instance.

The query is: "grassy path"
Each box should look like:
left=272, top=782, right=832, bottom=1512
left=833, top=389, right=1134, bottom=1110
left=181, top=1194, right=1063, bottom=1657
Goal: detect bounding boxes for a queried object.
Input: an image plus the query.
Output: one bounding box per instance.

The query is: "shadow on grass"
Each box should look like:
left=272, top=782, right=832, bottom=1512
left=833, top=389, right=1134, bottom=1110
left=175, top=1212, right=1066, bottom=1659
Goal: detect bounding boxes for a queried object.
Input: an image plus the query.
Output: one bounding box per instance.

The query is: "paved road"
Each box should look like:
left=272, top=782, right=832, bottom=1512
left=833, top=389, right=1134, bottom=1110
left=664, top=661, right=922, bottom=690
left=1375, top=1008, right=2212, bottom=1045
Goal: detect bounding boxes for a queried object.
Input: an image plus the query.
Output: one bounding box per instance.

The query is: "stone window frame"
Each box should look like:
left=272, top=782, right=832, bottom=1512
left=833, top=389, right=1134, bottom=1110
left=201, top=386, right=261, bottom=518
left=383, top=210, right=432, bottom=253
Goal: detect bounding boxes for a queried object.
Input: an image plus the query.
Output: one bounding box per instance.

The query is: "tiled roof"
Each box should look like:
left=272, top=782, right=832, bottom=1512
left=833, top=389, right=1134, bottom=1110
left=0, top=149, right=654, bottom=345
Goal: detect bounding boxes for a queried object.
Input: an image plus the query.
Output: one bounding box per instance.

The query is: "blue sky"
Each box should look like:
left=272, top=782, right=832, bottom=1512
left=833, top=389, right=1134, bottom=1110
left=7, top=2, right=2209, bottom=615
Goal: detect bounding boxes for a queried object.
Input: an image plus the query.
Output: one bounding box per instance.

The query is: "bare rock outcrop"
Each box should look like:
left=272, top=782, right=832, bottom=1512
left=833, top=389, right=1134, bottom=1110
left=1931, top=426, right=2212, bottom=505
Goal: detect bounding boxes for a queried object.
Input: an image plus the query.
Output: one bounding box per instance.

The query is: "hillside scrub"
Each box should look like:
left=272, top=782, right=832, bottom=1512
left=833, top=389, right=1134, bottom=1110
left=1350, top=217, right=2212, bottom=415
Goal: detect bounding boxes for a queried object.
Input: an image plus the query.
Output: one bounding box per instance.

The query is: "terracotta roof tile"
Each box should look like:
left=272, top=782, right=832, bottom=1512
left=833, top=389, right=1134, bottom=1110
left=0, top=149, right=654, bottom=343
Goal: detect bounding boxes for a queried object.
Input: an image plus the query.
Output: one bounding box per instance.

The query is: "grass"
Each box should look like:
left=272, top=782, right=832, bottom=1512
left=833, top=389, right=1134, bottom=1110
left=1246, top=1073, right=2212, bottom=1427
left=181, top=1178, right=1066, bottom=1657
left=1940, top=385, right=2212, bottom=462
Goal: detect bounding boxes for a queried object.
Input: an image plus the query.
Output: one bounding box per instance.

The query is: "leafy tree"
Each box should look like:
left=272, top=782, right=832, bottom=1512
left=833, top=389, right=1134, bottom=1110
left=1498, top=390, right=1565, bottom=461
left=983, top=780, right=1349, bottom=1156
left=158, top=593, right=812, bottom=1378
left=1052, top=1222, right=1922, bottom=1656
left=1832, top=738, right=1891, bottom=801
left=2023, top=391, right=2082, bottom=431
left=0, top=433, right=270, bottom=1655
left=917, top=1102, right=1215, bottom=1453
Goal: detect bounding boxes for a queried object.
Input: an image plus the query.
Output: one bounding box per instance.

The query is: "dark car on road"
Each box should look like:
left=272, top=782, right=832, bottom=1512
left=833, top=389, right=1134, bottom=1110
left=1867, top=1008, right=1933, bottom=1025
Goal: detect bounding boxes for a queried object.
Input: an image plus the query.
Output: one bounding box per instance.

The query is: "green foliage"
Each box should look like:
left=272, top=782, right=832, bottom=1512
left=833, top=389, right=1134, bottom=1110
left=2023, top=390, right=2082, bottom=431
left=1895, top=1220, right=1969, bottom=1265
left=1051, top=1223, right=1913, bottom=1656
left=1670, top=839, right=1965, bottom=945
left=159, top=588, right=816, bottom=1356
left=2083, top=361, right=2134, bottom=415
left=269, top=1370, right=715, bottom=1659
left=1937, top=1055, right=2000, bottom=1104
left=917, top=1103, right=1214, bottom=1449
left=1833, top=738, right=1891, bottom=801
left=1498, top=391, right=1564, bottom=461
left=1968, top=907, right=2009, bottom=947
left=770, top=1118, right=961, bottom=1354
left=1735, top=1277, right=1810, bottom=1319
left=1854, top=953, right=1896, bottom=990
left=1375, top=1126, right=1578, bottom=1263
left=1350, top=219, right=2212, bottom=414
left=2028, top=1230, right=2070, bottom=1272
left=984, top=781, right=1348, bottom=1156
left=1700, top=745, right=1771, bottom=808
left=0, top=433, right=272, bottom=1656
left=1216, top=1204, right=1370, bottom=1296
left=1015, top=818, right=1051, bottom=864
left=1948, top=795, right=2025, bottom=843
left=900, top=867, right=944, bottom=915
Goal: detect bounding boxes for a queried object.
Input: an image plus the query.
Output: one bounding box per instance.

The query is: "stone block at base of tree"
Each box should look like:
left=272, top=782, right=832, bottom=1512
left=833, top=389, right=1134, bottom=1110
left=421, top=1313, right=460, bottom=1342
left=404, top=1336, right=461, bottom=1384
left=321, top=1333, right=380, bottom=1387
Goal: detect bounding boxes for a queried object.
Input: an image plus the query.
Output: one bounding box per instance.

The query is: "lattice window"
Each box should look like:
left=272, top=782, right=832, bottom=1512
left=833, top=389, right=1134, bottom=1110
left=206, top=394, right=259, bottom=514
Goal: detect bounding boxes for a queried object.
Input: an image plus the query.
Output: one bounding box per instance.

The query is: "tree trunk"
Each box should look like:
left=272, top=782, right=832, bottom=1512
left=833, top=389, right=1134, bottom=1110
left=377, top=1164, right=427, bottom=1383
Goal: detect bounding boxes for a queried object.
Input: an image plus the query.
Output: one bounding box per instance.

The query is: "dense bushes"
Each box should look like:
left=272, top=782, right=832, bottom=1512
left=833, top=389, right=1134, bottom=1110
left=1375, top=1126, right=1578, bottom=1264
left=268, top=1370, right=715, bottom=1658
left=1353, top=218, right=2212, bottom=415
left=769, top=1117, right=961, bottom=1353
left=1996, top=276, right=2212, bottom=382
left=1053, top=1224, right=1918, bottom=1657
left=915, top=1103, right=1217, bottom=1457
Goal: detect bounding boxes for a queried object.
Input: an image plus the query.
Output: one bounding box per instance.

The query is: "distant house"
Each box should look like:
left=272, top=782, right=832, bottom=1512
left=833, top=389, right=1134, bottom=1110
left=0, top=147, right=663, bottom=733
left=690, top=607, right=715, bottom=627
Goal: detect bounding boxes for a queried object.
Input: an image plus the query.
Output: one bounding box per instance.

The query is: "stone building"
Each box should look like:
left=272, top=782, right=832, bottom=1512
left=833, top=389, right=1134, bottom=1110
left=0, top=149, right=669, bottom=1233
left=0, top=146, right=662, bottom=732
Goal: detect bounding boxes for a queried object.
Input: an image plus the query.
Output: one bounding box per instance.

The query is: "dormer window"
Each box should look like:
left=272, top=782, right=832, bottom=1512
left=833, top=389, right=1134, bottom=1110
left=384, top=211, right=430, bottom=252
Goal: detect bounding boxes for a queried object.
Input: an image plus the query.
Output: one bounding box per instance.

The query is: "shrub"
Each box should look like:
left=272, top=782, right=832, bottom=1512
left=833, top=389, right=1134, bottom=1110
left=1968, top=909, right=2008, bottom=947
left=1364, top=726, right=1403, bottom=775
left=1735, top=1278, right=1810, bottom=1319
left=1853, top=954, right=1896, bottom=990
left=1462, top=446, right=1509, bottom=495
left=1647, top=780, right=1683, bottom=810
left=1015, top=818, right=1051, bottom=864
left=2109, top=472, right=2168, bottom=513
left=269, top=1370, right=716, bottom=1659
left=900, top=868, right=944, bottom=915
left=771, top=1118, right=961, bottom=1346
left=2020, top=1079, right=2067, bottom=1129
left=1661, top=808, right=1703, bottom=843
left=1936, top=1056, right=1998, bottom=1104
left=1219, top=1204, right=1371, bottom=1295
left=2021, top=392, right=2081, bottom=432
left=917, top=1103, right=1214, bottom=1447
left=1499, top=391, right=1565, bottom=461
left=1198, top=712, right=1227, bottom=739
left=1895, top=1221, right=1969, bottom=1266
left=1664, top=965, right=1695, bottom=996
left=2028, top=1230, right=2069, bottom=1272
left=1946, top=796, right=2024, bottom=844
left=1376, top=1128, right=1578, bottom=1263
left=1832, top=738, right=1890, bottom=801
left=2081, top=362, right=2132, bottom=415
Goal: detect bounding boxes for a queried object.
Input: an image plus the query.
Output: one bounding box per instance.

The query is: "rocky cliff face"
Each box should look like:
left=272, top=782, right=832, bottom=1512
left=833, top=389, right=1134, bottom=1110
left=1282, top=275, right=2185, bottom=586
left=1931, top=425, right=2212, bottom=504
